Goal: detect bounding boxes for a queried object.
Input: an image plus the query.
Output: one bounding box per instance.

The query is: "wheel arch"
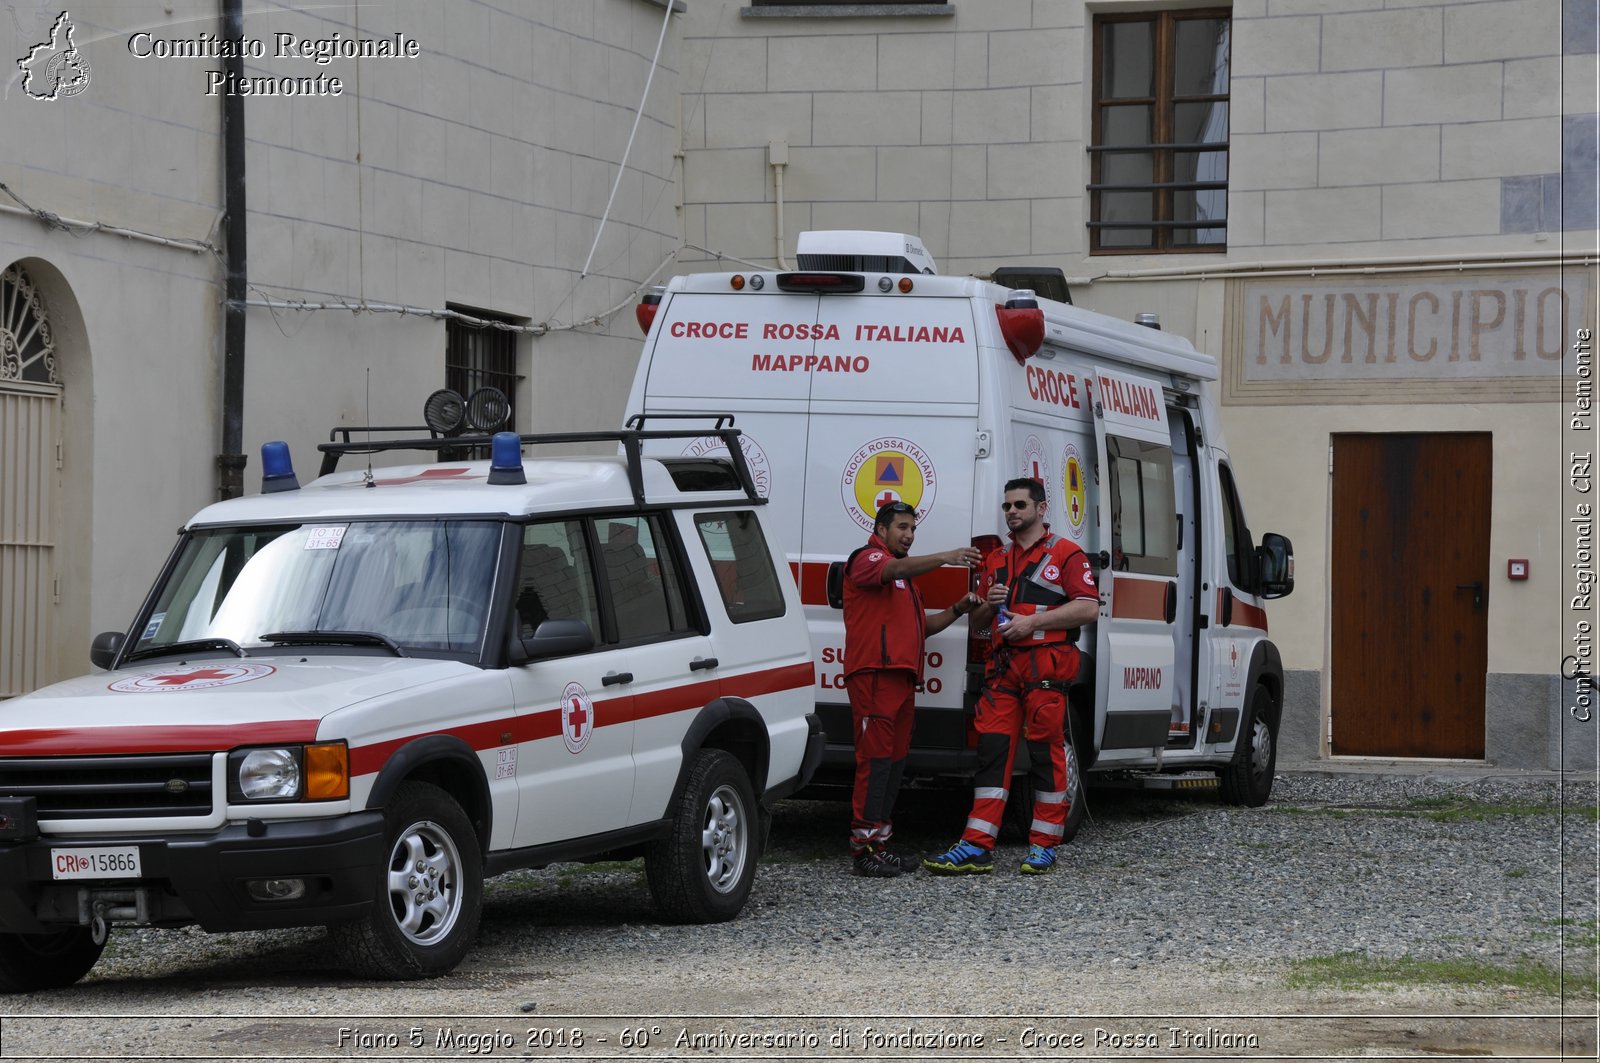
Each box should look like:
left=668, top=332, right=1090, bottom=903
left=1244, top=639, right=1285, bottom=737
left=671, top=696, right=771, bottom=804
left=362, top=735, right=492, bottom=852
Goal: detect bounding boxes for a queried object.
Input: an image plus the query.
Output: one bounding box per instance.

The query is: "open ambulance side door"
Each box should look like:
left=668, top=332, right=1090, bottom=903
left=1091, top=366, right=1180, bottom=752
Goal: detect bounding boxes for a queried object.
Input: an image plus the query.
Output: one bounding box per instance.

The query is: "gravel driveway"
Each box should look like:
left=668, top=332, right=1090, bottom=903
left=1, top=769, right=1595, bottom=1060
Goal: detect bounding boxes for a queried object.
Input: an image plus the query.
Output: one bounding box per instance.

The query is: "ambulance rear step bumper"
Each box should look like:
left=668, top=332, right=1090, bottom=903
left=1096, top=771, right=1219, bottom=791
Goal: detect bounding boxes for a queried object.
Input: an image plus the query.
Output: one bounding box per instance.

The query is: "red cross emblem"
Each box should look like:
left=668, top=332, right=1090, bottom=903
left=1069, top=494, right=1082, bottom=522
left=561, top=682, right=594, bottom=754
left=150, top=669, right=235, bottom=686
left=1230, top=644, right=1239, bottom=671
left=374, top=467, right=476, bottom=487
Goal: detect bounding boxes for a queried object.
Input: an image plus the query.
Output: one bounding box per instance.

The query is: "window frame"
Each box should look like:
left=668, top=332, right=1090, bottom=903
left=693, top=510, right=788, bottom=624
left=1216, top=462, right=1257, bottom=593
left=1089, top=7, right=1231, bottom=255
left=1106, top=435, right=1178, bottom=577
left=444, top=307, right=522, bottom=430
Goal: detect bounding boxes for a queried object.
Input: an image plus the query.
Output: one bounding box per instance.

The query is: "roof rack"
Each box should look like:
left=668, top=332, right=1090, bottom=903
left=317, top=415, right=761, bottom=506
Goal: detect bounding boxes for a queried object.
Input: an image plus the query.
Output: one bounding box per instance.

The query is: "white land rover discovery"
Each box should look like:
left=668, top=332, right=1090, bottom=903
left=0, top=414, right=821, bottom=990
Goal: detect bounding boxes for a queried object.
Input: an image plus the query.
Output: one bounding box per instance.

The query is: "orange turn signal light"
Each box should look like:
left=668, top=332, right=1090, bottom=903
left=898, top=278, right=914, bottom=293
left=304, top=742, right=350, bottom=800
left=730, top=274, right=745, bottom=290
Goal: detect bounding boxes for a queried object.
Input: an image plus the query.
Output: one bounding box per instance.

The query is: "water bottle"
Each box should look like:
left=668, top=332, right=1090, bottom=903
left=996, top=603, right=1011, bottom=629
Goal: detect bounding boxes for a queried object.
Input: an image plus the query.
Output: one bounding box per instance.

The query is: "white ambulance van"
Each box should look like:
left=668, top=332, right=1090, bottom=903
left=625, top=231, right=1295, bottom=829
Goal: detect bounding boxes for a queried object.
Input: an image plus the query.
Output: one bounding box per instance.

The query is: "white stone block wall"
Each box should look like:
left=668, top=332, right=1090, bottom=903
left=1, top=0, right=685, bottom=673
left=681, top=0, right=1592, bottom=272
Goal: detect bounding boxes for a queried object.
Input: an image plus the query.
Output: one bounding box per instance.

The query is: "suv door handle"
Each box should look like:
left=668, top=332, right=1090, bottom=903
left=1164, top=581, right=1178, bottom=625
left=602, top=671, right=633, bottom=687
left=689, top=656, right=719, bottom=672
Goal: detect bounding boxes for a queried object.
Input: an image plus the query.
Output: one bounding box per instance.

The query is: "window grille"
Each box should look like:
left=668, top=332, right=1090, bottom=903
left=1090, top=10, right=1231, bottom=254
left=1, top=264, right=59, bottom=385
left=444, top=309, right=520, bottom=430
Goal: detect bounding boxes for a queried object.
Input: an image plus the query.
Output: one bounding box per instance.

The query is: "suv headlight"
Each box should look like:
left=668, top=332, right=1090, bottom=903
left=228, top=743, right=349, bottom=802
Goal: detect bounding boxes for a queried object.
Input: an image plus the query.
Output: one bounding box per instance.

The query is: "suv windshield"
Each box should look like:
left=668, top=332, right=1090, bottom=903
left=130, top=520, right=501, bottom=658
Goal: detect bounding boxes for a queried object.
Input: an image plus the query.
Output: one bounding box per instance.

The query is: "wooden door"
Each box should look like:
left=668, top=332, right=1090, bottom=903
left=1330, top=433, right=1490, bottom=757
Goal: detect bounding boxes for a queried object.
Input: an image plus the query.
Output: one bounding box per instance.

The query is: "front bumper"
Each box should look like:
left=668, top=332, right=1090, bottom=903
left=0, top=811, right=385, bottom=934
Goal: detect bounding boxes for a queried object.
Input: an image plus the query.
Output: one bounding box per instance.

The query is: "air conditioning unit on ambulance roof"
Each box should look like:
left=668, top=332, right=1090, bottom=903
left=795, top=230, right=937, bottom=275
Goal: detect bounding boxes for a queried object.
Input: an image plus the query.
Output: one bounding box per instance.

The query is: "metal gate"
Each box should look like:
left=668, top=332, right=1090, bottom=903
left=1, top=262, right=62, bottom=699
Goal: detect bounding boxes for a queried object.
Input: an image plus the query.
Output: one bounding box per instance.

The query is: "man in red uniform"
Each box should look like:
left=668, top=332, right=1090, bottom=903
left=843, top=500, right=980, bottom=878
left=924, top=478, right=1099, bottom=876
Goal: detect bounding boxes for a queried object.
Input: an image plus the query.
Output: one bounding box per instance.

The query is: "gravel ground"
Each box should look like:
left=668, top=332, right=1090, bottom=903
left=1, top=769, right=1596, bottom=1060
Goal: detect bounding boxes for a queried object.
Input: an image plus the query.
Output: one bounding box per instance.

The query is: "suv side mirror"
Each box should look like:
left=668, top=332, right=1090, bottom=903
left=90, top=631, right=125, bottom=670
left=514, top=618, right=595, bottom=662
left=1256, top=533, right=1294, bottom=599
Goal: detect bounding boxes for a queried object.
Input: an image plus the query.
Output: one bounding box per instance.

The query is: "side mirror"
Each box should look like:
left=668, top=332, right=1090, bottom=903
left=1257, top=533, right=1295, bottom=599
left=516, top=618, right=595, bottom=661
left=90, top=631, right=125, bottom=670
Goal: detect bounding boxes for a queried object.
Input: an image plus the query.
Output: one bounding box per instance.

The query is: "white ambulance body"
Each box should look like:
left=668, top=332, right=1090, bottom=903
left=625, top=231, right=1294, bottom=809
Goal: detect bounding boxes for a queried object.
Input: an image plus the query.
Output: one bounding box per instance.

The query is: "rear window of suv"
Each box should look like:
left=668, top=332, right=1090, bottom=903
left=694, top=511, right=786, bottom=623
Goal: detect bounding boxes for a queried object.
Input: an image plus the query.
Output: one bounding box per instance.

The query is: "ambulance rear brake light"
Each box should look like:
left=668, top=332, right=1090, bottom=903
left=776, top=273, right=867, bottom=294
left=635, top=286, right=665, bottom=335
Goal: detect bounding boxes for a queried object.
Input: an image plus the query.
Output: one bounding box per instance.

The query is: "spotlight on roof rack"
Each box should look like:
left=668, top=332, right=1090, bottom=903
left=466, top=387, right=511, bottom=433
left=424, top=389, right=466, bottom=436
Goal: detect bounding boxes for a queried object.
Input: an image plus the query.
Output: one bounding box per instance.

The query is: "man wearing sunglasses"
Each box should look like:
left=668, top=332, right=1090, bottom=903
left=925, top=478, right=1099, bottom=876
left=841, top=500, right=981, bottom=878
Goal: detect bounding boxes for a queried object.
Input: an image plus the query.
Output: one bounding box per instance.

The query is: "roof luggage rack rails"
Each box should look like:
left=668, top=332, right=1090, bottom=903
left=318, top=415, right=763, bottom=506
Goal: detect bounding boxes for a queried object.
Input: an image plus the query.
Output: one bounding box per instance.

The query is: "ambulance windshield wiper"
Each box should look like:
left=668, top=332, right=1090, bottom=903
left=125, top=637, right=248, bottom=662
left=260, top=630, right=408, bottom=657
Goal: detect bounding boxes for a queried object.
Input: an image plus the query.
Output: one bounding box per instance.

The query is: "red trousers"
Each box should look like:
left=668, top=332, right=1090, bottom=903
left=845, top=669, right=916, bottom=855
left=961, top=644, right=1076, bottom=849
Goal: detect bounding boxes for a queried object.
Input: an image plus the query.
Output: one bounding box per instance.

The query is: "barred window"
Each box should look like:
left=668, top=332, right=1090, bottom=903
left=1090, top=10, right=1230, bottom=254
left=444, top=308, right=520, bottom=430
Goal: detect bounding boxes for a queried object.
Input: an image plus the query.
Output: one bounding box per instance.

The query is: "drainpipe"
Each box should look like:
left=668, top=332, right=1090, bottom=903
left=217, top=0, right=247, bottom=500
left=769, top=140, right=792, bottom=270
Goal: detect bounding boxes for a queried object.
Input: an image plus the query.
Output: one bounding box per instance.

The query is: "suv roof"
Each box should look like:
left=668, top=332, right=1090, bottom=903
left=188, top=421, right=764, bottom=528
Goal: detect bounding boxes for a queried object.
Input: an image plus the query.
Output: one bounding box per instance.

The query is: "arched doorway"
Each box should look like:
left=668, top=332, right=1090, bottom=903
left=1, top=262, right=63, bottom=697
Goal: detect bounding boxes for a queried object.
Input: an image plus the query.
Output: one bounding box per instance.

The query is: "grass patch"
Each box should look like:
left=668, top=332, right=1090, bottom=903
left=1286, top=953, right=1596, bottom=999
left=1535, top=918, right=1600, bottom=948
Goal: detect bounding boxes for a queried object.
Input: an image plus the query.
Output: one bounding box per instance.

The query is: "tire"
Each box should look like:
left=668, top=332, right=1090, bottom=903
left=0, top=927, right=105, bottom=992
left=332, top=782, right=483, bottom=980
left=1003, top=740, right=1087, bottom=845
left=646, top=750, right=757, bottom=924
left=1219, top=685, right=1278, bottom=807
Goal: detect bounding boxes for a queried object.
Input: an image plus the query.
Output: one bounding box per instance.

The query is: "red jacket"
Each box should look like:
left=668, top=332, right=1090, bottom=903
left=981, top=526, right=1097, bottom=650
left=842, top=534, right=927, bottom=680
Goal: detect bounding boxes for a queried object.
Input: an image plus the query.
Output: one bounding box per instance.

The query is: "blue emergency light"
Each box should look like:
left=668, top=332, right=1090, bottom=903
left=487, top=432, right=526, bottom=485
left=260, top=441, right=299, bottom=493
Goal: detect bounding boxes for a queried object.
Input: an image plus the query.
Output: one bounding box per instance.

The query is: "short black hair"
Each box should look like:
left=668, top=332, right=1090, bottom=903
left=1004, top=477, right=1046, bottom=504
left=874, top=500, right=916, bottom=531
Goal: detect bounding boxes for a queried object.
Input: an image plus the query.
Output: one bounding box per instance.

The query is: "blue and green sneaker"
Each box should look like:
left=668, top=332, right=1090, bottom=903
left=1020, top=844, right=1057, bottom=875
left=922, top=839, right=993, bottom=875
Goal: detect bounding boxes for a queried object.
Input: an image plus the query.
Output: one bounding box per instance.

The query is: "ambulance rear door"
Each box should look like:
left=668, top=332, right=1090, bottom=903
left=1091, top=365, right=1180, bottom=754
left=804, top=293, right=980, bottom=754
left=633, top=289, right=821, bottom=555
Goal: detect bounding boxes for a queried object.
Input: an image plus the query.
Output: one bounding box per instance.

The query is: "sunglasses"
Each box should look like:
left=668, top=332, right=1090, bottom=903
left=1001, top=499, right=1033, bottom=511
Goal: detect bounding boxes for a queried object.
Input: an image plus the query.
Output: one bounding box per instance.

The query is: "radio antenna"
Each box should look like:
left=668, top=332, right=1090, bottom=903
left=363, top=368, right=375, bottom=488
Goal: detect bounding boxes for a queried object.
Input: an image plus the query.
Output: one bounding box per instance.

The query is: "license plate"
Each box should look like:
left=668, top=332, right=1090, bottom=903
left=50, top=847, right=142, bottom=880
